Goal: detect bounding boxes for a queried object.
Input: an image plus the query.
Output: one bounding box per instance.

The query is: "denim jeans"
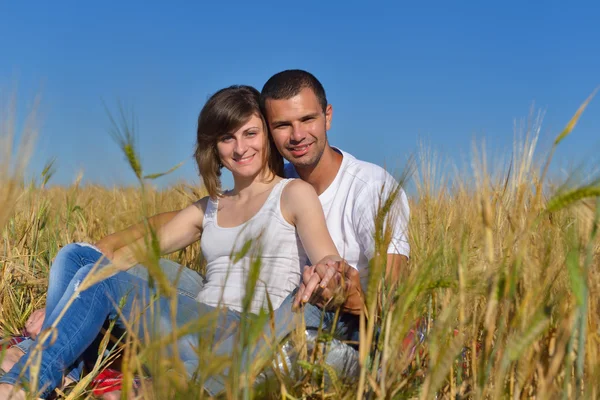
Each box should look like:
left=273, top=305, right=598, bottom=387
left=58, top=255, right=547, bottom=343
left=8, top=244, right=207, bottom=381
left=202, top=290, right=359, bottom=396
left=0, top=243, right=232, bottom=398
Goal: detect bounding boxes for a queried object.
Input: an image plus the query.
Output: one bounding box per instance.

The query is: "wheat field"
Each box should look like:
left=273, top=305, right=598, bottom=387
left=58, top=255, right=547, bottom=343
left=1, top=93, right=599, bottom=399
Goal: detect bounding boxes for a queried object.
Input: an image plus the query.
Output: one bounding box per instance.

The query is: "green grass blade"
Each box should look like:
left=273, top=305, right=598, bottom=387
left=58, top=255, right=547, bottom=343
left=554, top=87, right=598, bottom=146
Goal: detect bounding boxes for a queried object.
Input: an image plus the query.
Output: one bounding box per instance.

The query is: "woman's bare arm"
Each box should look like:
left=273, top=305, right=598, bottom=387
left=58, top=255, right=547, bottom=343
left=110, top=198, right=207, bottom=271
left=94, top=210, right=181, bottom=258
left=281, top=180, right=364, bottom=313
left=281, top=180, right=339, bottom=264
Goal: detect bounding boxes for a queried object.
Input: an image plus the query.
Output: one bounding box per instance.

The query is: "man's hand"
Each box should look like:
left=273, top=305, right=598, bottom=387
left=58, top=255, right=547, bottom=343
left=293, top=257, right=364, bottom=315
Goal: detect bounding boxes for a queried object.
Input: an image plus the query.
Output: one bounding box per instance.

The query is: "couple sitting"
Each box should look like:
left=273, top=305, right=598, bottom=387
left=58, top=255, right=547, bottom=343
left=0, top=69, right=410, bottom=399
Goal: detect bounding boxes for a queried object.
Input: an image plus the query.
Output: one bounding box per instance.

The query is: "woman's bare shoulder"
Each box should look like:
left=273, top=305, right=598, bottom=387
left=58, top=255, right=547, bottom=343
left=192, top=195, right=211, bottom=214
left=283, top=178, right=317, bottom=197
left=280, top=179, right=320, bottom=223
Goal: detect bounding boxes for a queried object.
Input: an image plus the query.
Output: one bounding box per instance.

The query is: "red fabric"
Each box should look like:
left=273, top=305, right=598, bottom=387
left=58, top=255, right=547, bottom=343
left=1, top=334, right=144, bottom=396
left=0, top=335, right=28, bottom=351
left=91, top=368, right=144, bottom=396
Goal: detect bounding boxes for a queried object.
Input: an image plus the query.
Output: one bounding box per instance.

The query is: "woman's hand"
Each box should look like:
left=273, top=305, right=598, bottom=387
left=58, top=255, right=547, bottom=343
left=94, top=239, right=115, bottom=260
left=293, top=257, right=364, bottom=315
left=24, top=308, right=45, bottom=339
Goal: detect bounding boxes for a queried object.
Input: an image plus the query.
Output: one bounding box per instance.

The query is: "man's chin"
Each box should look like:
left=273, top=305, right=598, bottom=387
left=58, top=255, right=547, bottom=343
left=287, top=155, right=318, bottom=170
left=284, top=145, right=325, bottom=171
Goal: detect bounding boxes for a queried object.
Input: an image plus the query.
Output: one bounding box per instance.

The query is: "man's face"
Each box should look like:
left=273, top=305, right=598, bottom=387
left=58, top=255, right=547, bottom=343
left=264, top=88, right=332, bottom=170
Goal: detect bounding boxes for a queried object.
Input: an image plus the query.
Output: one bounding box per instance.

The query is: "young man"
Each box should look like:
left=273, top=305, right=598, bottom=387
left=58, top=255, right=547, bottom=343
left=261, top=70, right=410, bottom=310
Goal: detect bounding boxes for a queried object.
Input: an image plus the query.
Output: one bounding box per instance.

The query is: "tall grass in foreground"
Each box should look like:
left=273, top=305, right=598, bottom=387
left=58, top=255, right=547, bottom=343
left=1, top=92, right=599, bottom=399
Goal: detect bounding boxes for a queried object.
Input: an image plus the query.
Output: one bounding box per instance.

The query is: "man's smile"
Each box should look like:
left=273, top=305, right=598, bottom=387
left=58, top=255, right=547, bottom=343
left=287, top=142, right=313, bottom=157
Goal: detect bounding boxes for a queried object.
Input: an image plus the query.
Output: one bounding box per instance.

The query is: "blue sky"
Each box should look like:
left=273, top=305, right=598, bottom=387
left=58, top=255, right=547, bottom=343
left=1, top=0, right=599, bottom=190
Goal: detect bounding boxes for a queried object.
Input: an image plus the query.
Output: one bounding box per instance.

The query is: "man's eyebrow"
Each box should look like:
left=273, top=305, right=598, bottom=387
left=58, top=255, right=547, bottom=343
left=271, top=113, right=320, bottom=126
left=300, top=113, right=320, bottom=120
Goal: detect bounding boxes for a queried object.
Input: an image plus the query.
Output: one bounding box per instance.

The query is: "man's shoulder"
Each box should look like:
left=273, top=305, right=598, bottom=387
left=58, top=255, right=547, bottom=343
left=338, top=149, right=397, bottom=188
left=335, top=149, right=409, bottom=215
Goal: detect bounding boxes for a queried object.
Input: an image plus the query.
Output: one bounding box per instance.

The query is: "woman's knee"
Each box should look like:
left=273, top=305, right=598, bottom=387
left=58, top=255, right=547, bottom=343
left=50, top=243, right=102, bottom=281
left=70, top=263, right=98, bottom=286
left=49, top=244, right=86, bottom=280
left=52, top=243, right=82, bottom=263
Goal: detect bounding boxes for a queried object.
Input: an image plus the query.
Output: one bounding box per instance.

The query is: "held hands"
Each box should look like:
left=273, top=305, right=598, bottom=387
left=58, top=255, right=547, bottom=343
left=293, top=256, right=364, bottom=315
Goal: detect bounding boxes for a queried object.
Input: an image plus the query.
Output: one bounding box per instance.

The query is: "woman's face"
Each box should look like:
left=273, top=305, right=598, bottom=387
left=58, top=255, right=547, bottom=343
left=216, top=114, right=268, bottom=179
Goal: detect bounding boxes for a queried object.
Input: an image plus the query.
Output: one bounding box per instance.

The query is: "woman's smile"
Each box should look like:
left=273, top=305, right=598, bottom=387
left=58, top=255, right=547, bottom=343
left=232, top=153, right=256, bottom=165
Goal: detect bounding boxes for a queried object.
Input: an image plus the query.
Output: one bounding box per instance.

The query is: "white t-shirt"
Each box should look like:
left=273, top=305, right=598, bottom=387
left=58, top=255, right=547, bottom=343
left=284, top=148, right=410, bottom=291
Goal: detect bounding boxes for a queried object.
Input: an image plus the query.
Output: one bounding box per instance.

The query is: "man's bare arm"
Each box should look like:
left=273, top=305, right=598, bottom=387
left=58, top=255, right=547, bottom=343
left=296, top=253, right=409, bottom=315
left=94, top=210, right=181, bottom=258
left=386, top=253, right=409, bottom=289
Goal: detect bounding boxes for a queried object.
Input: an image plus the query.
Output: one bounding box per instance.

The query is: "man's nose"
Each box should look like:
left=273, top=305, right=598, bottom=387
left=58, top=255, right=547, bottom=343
left=290, top=123, right=306, bottom=142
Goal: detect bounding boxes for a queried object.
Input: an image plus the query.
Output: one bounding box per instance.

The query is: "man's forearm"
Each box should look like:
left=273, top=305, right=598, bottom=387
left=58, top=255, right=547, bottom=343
left=385, top=254, right=409, bottom=287
left=342, top=289, right=364, bottom=316
left=344, top=254, right=407, bottom=316
left=333, top=263, right=365, bottom=316
left=95, top=210, right=180, bottom=255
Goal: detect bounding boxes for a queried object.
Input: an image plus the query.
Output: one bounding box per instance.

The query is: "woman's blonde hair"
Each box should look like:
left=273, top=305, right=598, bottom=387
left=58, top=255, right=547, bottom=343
left=194, top=85, right=284, bottom=198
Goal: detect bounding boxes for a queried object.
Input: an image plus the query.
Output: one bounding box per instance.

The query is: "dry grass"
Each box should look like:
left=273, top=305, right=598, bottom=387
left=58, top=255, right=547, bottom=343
left=1, top=92, right=599, bottom=399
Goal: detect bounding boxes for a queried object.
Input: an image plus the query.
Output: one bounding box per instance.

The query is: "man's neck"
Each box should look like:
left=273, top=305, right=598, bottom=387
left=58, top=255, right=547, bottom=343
left=295, top=145, right=343, bottom=195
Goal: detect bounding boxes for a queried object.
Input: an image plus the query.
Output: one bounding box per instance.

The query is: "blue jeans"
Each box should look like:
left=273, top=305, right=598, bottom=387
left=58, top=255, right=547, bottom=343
left=0, top=243, right=234, bottom=398
left=9, top=244, right=208, bottom=382
left=203, top=290, right=359, bottom=396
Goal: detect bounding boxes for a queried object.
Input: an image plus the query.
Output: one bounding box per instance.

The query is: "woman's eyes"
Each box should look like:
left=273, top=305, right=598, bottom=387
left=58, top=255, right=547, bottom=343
left=220, top=131, right=258, bottom=142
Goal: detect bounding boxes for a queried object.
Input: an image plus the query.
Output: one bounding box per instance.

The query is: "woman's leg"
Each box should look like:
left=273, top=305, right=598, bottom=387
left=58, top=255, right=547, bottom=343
left=202, top=291, right=358, bottom=396
left=127, top=258, right=205, bottom=299
left=174, top=297, right=240, bottom=381
left=0, top=257, right=222, bottom=399
left=0, top=259, right=152, bottom=398
left=46, top=243, right=107, bottom=316
left=0, top=244, right=105, bottom=380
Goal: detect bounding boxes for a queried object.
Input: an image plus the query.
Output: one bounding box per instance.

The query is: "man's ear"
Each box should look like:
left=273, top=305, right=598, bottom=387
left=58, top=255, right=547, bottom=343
left=325, top=104, right=333, bottom=131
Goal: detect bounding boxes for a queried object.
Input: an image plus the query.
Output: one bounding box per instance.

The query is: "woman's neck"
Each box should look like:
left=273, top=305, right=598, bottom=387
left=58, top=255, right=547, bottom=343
left=229, top=170, right=278, bottom=200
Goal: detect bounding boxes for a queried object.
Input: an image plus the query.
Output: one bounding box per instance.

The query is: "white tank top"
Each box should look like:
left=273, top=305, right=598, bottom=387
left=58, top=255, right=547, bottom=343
left=196, top=179, right=307, bottom=313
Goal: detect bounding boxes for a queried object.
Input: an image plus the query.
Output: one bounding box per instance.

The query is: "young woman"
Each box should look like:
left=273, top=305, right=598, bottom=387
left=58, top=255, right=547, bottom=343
left=0, top=85, right=341, bottom=399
